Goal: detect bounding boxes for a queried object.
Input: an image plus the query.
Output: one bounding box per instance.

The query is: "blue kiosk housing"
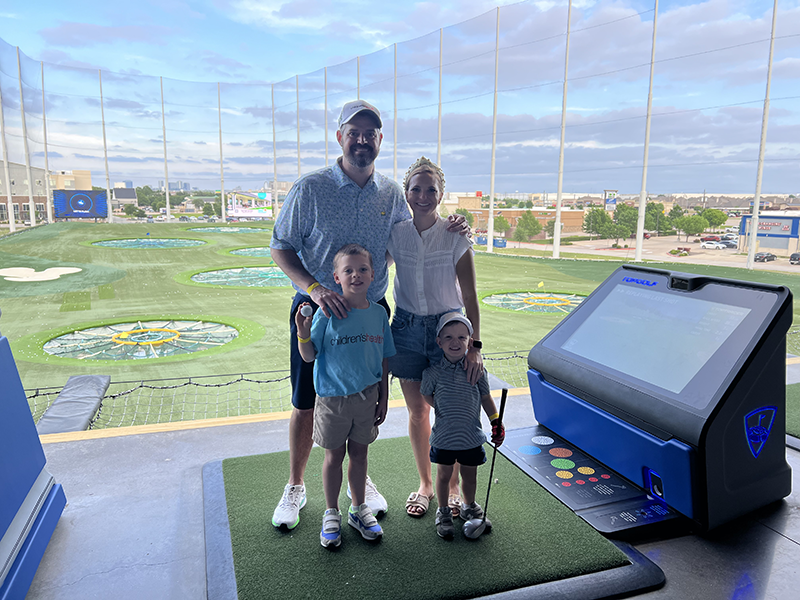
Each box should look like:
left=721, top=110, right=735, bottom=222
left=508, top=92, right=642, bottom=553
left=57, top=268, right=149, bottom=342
left=523, top=265, right=792, bottom=532
left=0, top=329, right=66, bottom=599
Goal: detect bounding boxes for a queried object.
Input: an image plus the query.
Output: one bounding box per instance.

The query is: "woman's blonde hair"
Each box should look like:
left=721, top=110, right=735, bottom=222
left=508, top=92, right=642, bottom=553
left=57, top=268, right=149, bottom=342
left=403, top=156, right=445, bottom=195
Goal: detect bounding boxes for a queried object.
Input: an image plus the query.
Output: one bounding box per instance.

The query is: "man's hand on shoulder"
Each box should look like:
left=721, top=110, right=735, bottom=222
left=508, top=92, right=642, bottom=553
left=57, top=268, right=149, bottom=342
left=445, top=213, right=471, bottom=237
left=309, top=284, right=350, bottom=319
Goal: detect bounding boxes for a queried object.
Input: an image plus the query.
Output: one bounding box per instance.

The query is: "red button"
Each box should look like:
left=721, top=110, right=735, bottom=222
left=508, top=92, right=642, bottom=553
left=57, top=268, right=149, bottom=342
left=601, top=474, right=611, bottom=479
left=576, top=480, right=585, bottom=485
left=589, top=477, right=598, bottom=482
left=562, top=482, right=571, bottom=487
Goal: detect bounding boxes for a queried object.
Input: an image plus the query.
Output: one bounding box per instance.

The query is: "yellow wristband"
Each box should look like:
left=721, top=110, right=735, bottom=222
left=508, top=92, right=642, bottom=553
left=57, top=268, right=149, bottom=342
left=488, top=412, right=499, bottom=422
left=306, top=282, right=320, bottom=294
left=297, top=335, right=311, bottom=344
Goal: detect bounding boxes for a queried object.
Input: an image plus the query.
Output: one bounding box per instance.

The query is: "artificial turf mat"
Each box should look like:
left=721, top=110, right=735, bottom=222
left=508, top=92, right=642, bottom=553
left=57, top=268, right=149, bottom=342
left=220, top=436, right=635, bottom=600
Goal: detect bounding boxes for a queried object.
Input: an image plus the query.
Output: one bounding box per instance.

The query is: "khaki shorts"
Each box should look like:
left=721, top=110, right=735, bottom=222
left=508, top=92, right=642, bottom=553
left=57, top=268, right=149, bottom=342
left=312, top=383, right=380, bottom=449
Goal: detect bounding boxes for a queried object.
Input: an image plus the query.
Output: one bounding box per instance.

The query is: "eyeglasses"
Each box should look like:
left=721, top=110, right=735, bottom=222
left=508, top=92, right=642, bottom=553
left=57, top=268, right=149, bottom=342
left=345, top=130, right=379, bottom=141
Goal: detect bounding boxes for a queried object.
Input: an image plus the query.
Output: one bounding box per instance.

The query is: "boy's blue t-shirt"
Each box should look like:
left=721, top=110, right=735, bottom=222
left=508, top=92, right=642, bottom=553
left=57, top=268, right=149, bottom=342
left=309, top=301, right=396, bottom=398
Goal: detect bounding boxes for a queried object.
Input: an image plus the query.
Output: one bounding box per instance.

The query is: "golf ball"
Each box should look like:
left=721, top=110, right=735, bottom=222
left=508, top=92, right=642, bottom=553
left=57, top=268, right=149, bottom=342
left=494, top=479, right=499, bottom=484
left=300, top=305, right=313, bottom=317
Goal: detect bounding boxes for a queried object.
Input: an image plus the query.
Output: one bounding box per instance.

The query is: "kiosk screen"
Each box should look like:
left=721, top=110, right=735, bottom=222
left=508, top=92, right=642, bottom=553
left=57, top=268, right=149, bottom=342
left=561, top=285, right=751, bottom=397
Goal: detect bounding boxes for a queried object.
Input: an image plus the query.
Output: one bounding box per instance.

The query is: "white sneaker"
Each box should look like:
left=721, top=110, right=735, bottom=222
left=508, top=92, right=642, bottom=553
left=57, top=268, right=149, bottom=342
left=348, top=503, right=383, bottom=541
left=272, top=484, right=307, bottom=529
left=346, top=476, right=388, bottom=516
left=320, top=509, right=342, bottom=548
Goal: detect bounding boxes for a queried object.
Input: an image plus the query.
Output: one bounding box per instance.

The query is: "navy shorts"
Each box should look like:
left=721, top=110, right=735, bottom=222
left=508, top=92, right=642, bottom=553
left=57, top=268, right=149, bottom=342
left=430, top=445, right=487, bottom=467
left=289, top=293, right=390, bottom=410
left=387, top=307, right=460, bottom=381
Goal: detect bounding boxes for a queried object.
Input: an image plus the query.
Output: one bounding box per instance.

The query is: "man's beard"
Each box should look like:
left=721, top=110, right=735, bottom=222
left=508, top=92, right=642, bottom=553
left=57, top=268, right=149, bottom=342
left=346, top=145, right=376, bottom=169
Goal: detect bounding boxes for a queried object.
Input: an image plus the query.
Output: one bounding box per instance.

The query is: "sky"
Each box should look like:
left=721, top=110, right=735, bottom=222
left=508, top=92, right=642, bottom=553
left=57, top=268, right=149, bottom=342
left=0, top=0, right=798, bottom=195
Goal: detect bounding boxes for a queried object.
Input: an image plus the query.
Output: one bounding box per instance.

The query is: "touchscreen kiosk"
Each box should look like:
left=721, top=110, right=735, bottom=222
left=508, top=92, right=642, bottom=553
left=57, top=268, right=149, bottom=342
left=526, top=265, right=792, bottom=531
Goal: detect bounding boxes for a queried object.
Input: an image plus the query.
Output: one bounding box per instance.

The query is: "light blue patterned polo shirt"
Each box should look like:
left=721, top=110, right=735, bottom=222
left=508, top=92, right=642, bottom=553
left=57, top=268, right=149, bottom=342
left=270, top=159, right=410, bottom=302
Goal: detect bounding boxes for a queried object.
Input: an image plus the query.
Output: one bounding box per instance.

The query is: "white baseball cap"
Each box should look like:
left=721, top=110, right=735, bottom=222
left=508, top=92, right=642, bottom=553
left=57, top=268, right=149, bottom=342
left=337, top=100, right=383, bottom=129
left=436, top=312, right=473, bottom=337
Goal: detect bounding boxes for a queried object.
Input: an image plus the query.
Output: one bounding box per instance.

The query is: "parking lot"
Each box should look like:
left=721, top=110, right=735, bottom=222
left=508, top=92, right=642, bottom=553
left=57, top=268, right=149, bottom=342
left=566, top=234, right=800, bottom=274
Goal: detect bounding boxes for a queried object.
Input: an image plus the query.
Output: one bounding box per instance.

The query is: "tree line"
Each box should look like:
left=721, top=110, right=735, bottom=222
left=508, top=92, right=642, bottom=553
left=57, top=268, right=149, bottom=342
left=451, top=203, right=729, bottom=244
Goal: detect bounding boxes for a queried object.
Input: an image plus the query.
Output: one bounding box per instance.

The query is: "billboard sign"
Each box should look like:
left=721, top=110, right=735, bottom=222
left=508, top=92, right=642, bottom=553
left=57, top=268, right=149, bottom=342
left=53, top=190, right=108, bottom=219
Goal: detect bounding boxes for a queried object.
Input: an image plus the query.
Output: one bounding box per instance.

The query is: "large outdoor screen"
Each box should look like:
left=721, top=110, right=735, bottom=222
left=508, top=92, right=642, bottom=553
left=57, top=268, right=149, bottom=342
left=560, top=284, right=751, bottom=395
left=53, top=190, right=108, bottom=219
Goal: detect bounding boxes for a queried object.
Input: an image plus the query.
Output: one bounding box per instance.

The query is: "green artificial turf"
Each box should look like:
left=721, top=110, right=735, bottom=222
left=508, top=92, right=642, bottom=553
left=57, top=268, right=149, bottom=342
left=1, top=221, right=798, bottom=431
left=787, top=383, right=800, bottom=439
left=60, top=291, right=91, bottom=312
left=222, top=436, right=630, bottom=600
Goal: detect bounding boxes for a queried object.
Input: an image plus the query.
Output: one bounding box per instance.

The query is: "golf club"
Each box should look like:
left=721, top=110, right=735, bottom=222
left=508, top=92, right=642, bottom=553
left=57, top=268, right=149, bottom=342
left=464, top=387, right=507, bottom=539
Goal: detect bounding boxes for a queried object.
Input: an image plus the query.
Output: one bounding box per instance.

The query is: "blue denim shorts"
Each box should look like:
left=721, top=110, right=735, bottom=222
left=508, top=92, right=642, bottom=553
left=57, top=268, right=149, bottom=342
left=387, top=307, right=461, bottom=381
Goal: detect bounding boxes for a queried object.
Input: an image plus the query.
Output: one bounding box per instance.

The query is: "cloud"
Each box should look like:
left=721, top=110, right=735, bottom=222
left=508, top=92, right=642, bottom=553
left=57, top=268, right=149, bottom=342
left=194, top=50, right=252, bottom=77
left=39, top=21, right=172, bottom=48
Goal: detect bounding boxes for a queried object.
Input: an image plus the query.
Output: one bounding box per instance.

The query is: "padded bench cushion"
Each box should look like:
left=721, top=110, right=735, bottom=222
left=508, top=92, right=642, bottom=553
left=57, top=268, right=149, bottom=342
left=35, top=375, right=111, bottom=435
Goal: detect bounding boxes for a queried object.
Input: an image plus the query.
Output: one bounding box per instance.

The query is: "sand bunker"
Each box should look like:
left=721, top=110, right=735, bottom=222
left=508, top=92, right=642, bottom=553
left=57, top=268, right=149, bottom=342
left=0, top=267, right=83, bottom=282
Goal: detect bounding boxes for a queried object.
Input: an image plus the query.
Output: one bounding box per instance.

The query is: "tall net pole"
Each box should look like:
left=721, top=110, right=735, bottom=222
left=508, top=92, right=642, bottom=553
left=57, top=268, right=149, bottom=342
left=0, top=79, right=15, bottom=232
left=553, top=0, right=573, bottom=259
left=160, top=77, right=171, bottom=221
left=357, top=56, right=360, bottom=99
left=437, top=28, right=443, bottom=169
left=218, top=82, right=226, bottom=223
left=487, top=7, right=500, bottom=254
left=324, top=67, right=329, bottom=167
left=16, top=47, right=36, bottom=227
left=393, top=43, right=398, bottom=182
left=271, top=84, right=278, bottom=219
left=746, top=0, right=778, bottom=270
left=634, top=0, right=659, bottom=262
left=296, top=75, right=301, bottom=179
left=98, top=70, right=112, bottom=222
left=41, top=63, right=53, bottom=223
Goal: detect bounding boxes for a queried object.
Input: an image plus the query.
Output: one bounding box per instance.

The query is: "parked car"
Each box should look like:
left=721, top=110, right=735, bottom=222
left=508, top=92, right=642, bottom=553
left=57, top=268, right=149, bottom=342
left=629, top=232, right=652, bottom=239
left=719, top=240, right=737, bottom=248
left=700, top=235, right=721, bottom=242
left=725, top=227, right=739, bottom=233
left=790, top=253, right=800, bottom=265
left=754, top=252, right=777, bottom=262
left=701, top=241, right=725, bottom=249
left=721, top=233, right=738, bottom=240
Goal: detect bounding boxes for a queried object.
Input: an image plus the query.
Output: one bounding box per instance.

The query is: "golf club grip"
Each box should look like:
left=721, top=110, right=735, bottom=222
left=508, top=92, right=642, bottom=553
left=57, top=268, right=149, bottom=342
left=498, top=387, right=508, bottom=423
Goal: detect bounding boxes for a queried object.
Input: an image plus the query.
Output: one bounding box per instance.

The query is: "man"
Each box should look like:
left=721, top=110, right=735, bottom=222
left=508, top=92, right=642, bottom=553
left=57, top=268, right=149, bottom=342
left=270, top=100, right=466, bottom=529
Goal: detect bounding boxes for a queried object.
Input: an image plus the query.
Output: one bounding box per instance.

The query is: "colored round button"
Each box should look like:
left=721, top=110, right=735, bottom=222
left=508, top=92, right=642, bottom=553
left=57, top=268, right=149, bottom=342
left=551, top=458, right=576, bottom=470
left=555, top=470, right=573, bottom=479
left=531, top=436, right=554, bottom=445
left=577, top=466, right=595, bottom=475
left=549, top=447, right=573, bottom=458
left=518, top=445, right=542, bottom=456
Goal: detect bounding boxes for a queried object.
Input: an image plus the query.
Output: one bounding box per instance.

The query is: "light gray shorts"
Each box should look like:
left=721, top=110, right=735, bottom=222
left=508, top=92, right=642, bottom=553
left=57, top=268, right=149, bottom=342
left=312, top=382, right=380, bottom=449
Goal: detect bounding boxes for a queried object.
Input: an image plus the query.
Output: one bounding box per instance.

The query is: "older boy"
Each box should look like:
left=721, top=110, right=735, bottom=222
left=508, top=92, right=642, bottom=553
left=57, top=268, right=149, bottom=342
left=295, top=244, right=395, bottom=548
left=421, top=312, right=505, bottom=539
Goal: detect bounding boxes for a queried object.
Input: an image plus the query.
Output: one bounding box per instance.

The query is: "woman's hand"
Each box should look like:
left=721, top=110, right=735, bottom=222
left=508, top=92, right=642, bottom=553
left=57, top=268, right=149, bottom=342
left=464, top=346, right=484, bottom=386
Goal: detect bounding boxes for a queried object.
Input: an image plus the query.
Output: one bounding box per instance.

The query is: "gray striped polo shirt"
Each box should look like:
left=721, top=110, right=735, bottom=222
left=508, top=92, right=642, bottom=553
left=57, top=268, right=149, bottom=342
left=421, top=357, right=491, bottom=451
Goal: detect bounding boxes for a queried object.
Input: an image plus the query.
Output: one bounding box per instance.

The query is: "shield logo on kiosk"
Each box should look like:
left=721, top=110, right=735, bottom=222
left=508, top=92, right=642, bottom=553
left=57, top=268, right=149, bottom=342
left=744, top=407, right=777, bottom=458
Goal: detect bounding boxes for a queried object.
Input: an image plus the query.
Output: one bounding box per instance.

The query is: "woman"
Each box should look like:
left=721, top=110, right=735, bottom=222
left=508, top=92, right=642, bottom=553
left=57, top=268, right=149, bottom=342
left=386, top=156, right=483, bottom=518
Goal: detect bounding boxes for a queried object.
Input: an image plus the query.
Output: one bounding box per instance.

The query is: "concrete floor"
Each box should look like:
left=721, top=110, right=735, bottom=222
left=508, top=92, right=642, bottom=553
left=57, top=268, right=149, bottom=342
left=24, top=388, right=800, bottom=600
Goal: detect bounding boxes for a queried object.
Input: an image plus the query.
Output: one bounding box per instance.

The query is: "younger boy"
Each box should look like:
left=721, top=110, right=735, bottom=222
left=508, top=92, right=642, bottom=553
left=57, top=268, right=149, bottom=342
left=296, top=243, right=395, bottom=548
left=420, top=312, right=505, bottom=539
